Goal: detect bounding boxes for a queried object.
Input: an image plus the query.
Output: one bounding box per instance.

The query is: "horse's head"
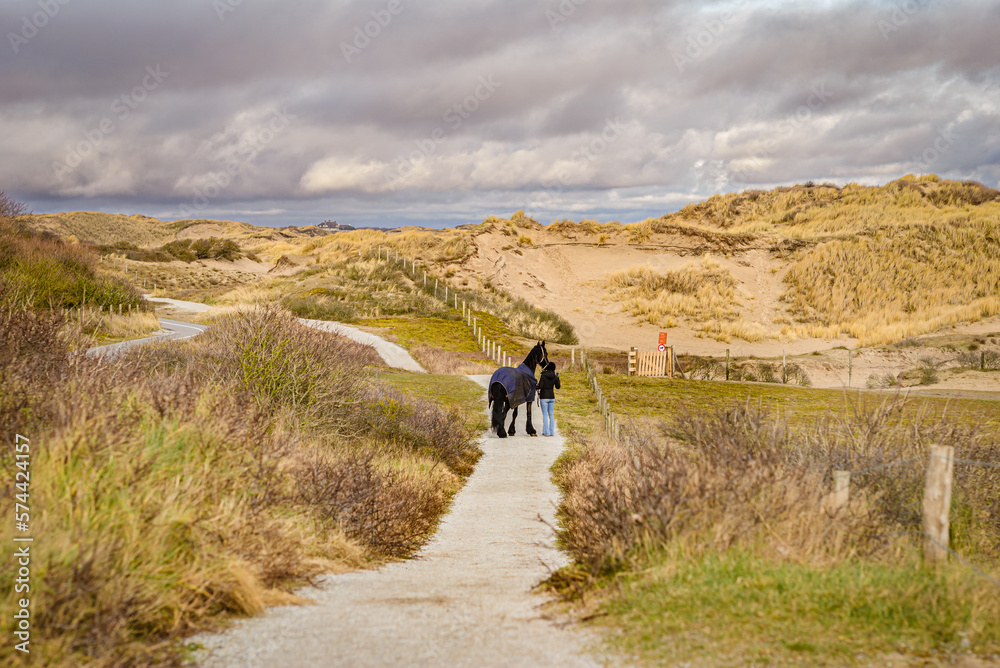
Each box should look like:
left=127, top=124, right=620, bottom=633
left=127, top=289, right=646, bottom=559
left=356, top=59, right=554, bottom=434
left=523, top=340, right=548, bottom=372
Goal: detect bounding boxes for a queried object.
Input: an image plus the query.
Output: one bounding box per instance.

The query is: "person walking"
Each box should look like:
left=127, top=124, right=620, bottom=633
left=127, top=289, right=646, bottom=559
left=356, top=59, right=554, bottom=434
left=538, top=361, right=560, bottom=437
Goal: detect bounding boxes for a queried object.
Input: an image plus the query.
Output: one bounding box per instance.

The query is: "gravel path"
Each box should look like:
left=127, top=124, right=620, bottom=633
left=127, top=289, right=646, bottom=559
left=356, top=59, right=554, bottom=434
left=298, top=318, right=426, bottom=373
left=145, top=296, right=214, bottom=313
left=194, top=374, right=600, bottom=667
left=85, top=318, right=209, bottom=358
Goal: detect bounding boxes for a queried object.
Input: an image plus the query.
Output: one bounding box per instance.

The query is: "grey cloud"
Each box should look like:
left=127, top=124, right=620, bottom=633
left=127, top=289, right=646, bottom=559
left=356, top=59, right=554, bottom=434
left=3, top=0, right=999, bottom=227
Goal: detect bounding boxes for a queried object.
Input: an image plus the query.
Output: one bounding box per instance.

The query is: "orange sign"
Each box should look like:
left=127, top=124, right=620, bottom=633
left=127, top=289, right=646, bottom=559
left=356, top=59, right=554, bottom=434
left=658, top=332, right=667, bottom=346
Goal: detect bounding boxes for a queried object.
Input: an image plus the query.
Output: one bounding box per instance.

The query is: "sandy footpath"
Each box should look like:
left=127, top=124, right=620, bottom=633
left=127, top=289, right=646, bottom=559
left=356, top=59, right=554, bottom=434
left=299, top=318, right=427, bottom=373
left=194, top=375, right=602, bottom=667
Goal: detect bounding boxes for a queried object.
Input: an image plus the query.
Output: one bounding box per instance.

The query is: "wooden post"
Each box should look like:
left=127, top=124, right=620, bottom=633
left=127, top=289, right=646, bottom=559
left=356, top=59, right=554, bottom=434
left=982, top=351, right=986, bottom=370
left=782, top=350, right=787, bottom=384
left=628, top=347, right=637, bottom=376
left=923, top=445, right=954, bottom=565
left=434, top=278, right=438, bottom=297
left=848, top=350, right=853, bottom=387
left=571, top=347, right=575, bottom=368
left=668, top=346, right=674, bottom=379
left=831, top=470, right=850, bottom=512
left=726, top=349, right=730, bottom=381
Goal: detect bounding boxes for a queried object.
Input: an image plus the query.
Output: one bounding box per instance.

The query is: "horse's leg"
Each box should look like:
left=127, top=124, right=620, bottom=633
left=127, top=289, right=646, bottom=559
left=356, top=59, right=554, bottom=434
left=508, top=405, right=518, bottom=436
left=490, top=383, right=507, bottom=438
left=525, top=402, right=537, bottom=436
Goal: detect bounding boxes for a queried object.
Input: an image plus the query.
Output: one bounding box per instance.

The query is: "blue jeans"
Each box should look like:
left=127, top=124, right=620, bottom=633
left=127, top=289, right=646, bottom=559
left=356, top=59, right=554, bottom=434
left=540, top=398, right=555, bottom=436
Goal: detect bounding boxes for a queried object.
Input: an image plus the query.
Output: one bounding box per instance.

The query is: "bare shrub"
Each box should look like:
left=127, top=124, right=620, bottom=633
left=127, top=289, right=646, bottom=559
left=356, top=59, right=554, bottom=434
left=557, top=395, right=1000, bottom=578
left=294, top=451, right=447, bottom=557
left=359, top=383, right=480, bottom=477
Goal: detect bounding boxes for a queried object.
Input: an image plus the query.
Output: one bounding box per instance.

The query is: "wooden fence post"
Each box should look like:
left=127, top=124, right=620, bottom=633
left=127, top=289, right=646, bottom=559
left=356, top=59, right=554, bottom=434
left=923, top=445, right=955, bottom=566
left=726, top=349, right=730, bottom=381
left=831, top=470, right=850, bottom=512
left=571, top=347, right=575, bottom=369
left=628, top=347, right=637, bottom=376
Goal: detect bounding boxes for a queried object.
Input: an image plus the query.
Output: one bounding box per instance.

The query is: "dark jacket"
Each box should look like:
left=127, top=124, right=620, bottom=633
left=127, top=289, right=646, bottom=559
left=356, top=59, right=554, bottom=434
left=537, top=368, right=560, bottom=400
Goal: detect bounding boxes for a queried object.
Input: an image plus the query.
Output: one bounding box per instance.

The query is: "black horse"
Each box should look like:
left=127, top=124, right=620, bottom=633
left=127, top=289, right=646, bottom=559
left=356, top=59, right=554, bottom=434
left=488, top=341, right=548, bottom=438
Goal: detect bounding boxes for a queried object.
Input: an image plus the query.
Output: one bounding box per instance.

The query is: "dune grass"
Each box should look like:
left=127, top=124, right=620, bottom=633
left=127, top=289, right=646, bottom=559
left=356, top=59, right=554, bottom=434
left=0, top=302, right=481, bottom=666
left=550, top=371, right=1000, bottom=665
left=783, top=222, right=1000, bottom=345
left=1, top=215, right=146, bottom=312
left=575, top=176, right=1000, bottom=346
left=603, top=257, right=771, bottom=342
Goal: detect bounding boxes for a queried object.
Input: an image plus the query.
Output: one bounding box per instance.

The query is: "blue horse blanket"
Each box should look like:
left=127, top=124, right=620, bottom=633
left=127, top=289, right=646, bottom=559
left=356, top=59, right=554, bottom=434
left=489, top=363, right=537, bottom=408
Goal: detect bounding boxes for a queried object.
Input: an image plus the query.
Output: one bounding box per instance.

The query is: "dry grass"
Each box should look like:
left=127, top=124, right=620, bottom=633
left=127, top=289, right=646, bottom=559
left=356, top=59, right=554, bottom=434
left=554, top=390, right=1000, bottom=568
left=0, top=301, right=480, bottom=666
left=77, top=309, right=162, bottom=343
left=783, top=222, right=1000, bottom=345
left=410, top=344, right=495, bottom=375
left=552, top=393, right=1000, bottom=662
left=603, top=257, right=769, bottom=342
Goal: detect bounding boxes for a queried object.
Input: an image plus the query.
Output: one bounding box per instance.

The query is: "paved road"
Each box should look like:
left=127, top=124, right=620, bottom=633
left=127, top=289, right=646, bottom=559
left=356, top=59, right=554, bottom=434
left=85, top=318, right=209, bottom=359
left=86, top=298, right=426, bottom=373
left=298, top=318, right=426, bottom=373
left=145, top=296, right=214, bottom=313
left=194, top=375, right=599, bottom=667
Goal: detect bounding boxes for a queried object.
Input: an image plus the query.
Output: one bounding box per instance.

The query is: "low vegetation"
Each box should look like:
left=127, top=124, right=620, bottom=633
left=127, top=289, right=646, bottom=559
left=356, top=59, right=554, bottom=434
left=0, top=211, right=145, bottom=312
left=603, top=258, right=769, bottom=343
left=550, top=372, right=1000, bottom=664
left=0, top=291, right=480, bottom=667
left=784, top=221, right=1000, bottom=345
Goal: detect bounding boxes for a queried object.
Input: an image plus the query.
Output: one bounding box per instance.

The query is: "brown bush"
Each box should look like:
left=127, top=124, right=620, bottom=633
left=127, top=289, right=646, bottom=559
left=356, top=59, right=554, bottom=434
left=557, top=396, right=1000, bottom=578
left=294, top=451, right=448, bottom=557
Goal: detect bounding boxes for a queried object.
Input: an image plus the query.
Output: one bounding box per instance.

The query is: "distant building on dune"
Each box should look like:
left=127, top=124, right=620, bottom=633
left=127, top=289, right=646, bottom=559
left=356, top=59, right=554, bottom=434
left=317, top=220, right=355, bottom=231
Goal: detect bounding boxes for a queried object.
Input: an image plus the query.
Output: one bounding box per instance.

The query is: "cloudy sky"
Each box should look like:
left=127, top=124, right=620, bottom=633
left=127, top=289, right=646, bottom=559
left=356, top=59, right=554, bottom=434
left=3, top=0, right=999, bottom=228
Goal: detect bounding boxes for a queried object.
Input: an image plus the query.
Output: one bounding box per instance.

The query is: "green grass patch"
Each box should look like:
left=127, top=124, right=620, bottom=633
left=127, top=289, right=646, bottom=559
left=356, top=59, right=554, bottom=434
left=595, top=376, right=1000, bottom=431
left=601, top=549, right=1000, bottom=666
left=380, top=372, right=488, bottom=434
left=360, top=316, right=481, bottom=353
